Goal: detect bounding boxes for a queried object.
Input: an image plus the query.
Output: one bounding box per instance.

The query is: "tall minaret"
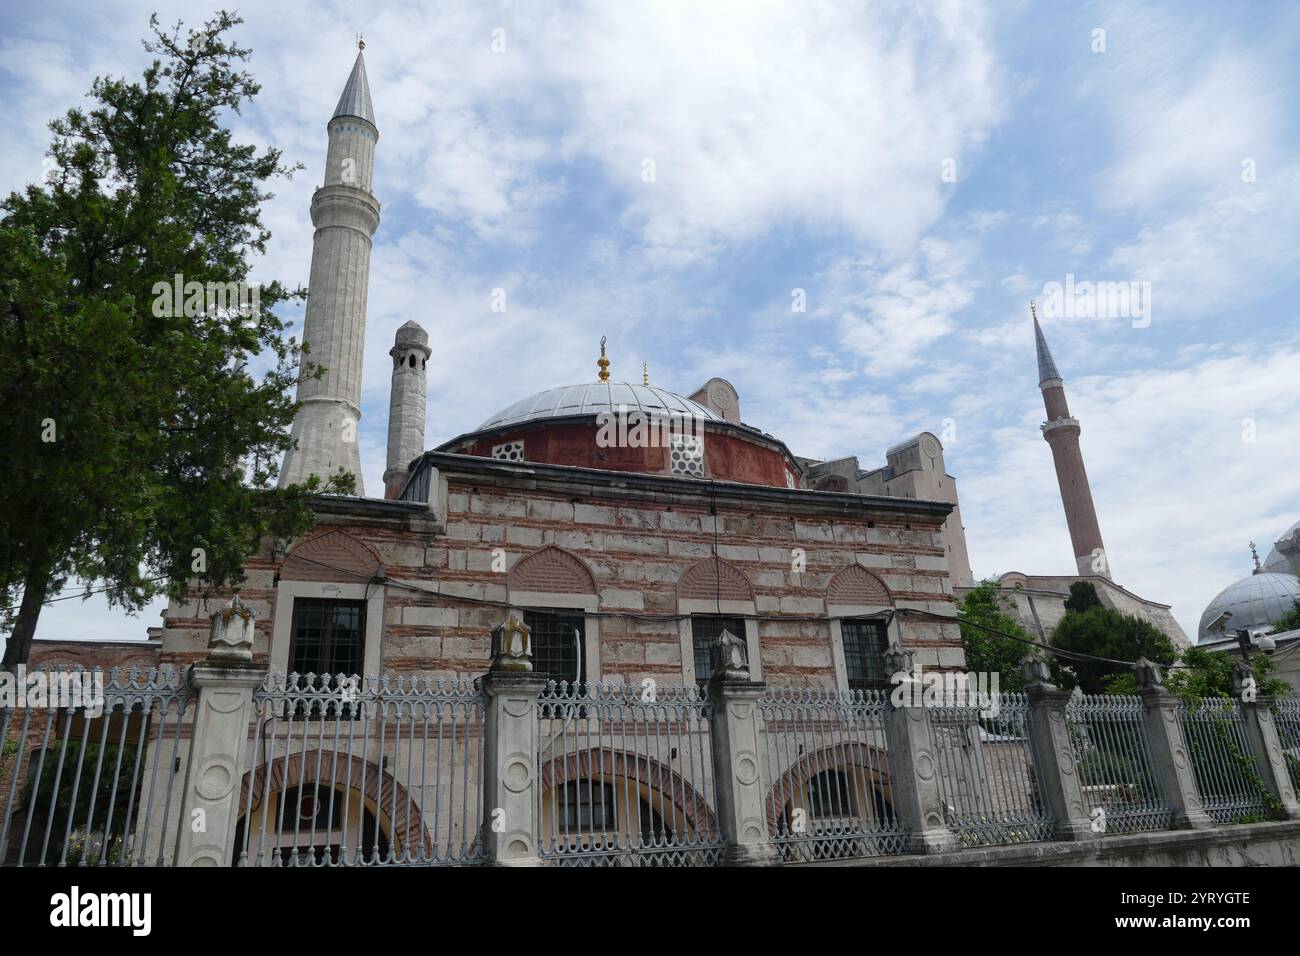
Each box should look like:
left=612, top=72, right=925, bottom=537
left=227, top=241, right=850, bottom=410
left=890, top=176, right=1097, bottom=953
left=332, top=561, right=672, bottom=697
left=383, top=321, right=430, bottom=499
left=1034, top=303, right=1110, bottom=579
left=279, top=41, right=380, bottom=493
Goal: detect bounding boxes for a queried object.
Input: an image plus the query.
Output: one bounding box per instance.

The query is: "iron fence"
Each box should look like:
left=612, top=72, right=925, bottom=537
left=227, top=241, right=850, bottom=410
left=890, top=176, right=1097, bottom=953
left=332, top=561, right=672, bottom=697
left=931, top=693, right=1054, bottom=847
left=1065, top=694, right=1172, bottom=834
left=1274, top=698, right=1300, bottom=795
left=0, top=667, right=192, bottom=866
left=758, top=687, right=906, bottom=861
left=238, top=672, right=486, bottom=866
left=536, top=681, right=723, bottom=866
left=1178, top=697, right=1272, bottom=824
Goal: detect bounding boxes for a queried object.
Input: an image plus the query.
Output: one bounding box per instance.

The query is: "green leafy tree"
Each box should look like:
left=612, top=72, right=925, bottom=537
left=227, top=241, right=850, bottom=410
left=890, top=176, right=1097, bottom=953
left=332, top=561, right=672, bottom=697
left=1050, top=606, right=1178, bottom=694
left=1268, top=599, right=1300, bottom=635
left=956, top=580, right=1036, bottom=691
left=1063, top=580, right=1102, bottom=614
left=0, top=12, right=349, bottom=668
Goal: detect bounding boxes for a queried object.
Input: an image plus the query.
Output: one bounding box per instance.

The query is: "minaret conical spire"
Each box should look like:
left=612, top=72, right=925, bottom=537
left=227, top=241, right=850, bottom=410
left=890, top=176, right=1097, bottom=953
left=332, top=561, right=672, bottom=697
left=333, top=47, right=377, bottom=128
left=1031, top=301, right=1061, bottom=384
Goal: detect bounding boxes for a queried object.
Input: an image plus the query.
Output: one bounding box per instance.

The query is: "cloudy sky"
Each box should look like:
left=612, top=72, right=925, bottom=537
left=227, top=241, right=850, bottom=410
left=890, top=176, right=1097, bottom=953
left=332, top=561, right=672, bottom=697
left=3, top=0, right=1298, bottom=645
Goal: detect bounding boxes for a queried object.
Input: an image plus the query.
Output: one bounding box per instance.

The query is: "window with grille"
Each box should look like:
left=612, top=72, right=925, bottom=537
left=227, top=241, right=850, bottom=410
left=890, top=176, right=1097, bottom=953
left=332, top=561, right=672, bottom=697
left=669, top=434, right=704, bottom=477
left=690, top=615, right=746, bottom=687
left=276, top=785, right=346, bottom=832
left=808, top=770, right=857, bottom=819
left=492, top=440, right=524, bottom=462
left=555, top=781, right=616, bottom=833
left=288, top=599, right=366, bottom=677
left=842, top=618, right=889, bottom=689
left=523, top=609, right=586, bottom=684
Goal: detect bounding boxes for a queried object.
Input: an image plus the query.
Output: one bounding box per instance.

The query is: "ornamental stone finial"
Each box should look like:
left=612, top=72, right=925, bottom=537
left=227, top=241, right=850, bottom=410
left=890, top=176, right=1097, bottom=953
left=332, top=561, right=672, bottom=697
left=1021, top=652, right=1054, bottom=688
left=207, top=594, right=255, bottom=663
left=491, top=616, right=534, bottom=672
left=709, top=628, right=749, bottom=682
left=1133, top=657, right=1164, bottom=690
left=883, top=642, right=913, bottom=680
left=1230, top=658, right=1255, bottom=697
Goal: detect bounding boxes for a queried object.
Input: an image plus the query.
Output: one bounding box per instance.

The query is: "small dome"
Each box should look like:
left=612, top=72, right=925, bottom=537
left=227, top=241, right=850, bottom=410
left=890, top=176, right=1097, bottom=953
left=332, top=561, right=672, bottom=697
left=394, top=320, right=428, bottom=346
left=1197, top=571, right=1300, bottom=643
left=478, top=382, right=719, bottom=431
left=1262, top=519, right=1300, bottom=574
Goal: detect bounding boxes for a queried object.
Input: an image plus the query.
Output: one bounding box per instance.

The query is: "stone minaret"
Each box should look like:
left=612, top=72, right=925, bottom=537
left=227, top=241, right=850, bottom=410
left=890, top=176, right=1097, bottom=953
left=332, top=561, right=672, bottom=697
left=1034, top=304, right=1110, bottom=578
left=279, top=44, right=380, bottom=494
left=383, top=321, right=430, bottom=499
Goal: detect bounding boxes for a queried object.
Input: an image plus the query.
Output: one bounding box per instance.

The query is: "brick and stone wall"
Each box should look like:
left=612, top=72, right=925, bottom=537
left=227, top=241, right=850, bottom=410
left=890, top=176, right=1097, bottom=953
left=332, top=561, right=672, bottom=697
left=156, top=460, right=962, bottom=688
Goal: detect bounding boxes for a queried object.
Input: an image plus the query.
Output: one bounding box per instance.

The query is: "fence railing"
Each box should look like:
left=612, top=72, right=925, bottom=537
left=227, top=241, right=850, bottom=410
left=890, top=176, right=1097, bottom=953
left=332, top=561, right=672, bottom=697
left=237, top=673, right=486, bottom=866
left=1066, top=694, right=1173, bottom=834
left=1177, top=697, right=1271, bottom=824
left=758, top=687, right=906, bottom=861
left=4, top=658, right=1295, bottom=868
left=0, top=667, right=193, bottom=866
left=931, top=693, right=1054, bottom=847
left=1274, top=698, right=1300, bottom=796
left=535, top=681, right=722, bottom=867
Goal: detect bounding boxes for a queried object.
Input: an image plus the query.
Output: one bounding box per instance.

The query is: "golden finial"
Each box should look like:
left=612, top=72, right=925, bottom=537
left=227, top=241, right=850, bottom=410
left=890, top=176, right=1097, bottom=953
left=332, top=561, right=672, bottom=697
left=642, top=362, right=649, bottom=385
left=597, top=336, right=610, bottom=383
left=357, top=33, right=366, bottom=51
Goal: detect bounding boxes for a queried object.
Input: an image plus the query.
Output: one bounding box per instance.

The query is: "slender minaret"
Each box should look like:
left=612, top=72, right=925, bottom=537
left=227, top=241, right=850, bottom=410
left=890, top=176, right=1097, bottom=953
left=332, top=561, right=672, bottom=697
left=279, top=41, right=380, bottom=493
left=1034, top=303, right=1110, bottom=579
left=383, top=321, right=430, bottom=499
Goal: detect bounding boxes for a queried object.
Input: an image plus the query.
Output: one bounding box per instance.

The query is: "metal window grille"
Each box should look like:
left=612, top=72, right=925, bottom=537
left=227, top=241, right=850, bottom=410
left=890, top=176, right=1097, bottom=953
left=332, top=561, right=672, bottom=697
left=0, top=667, right=193, bottom=867
left=931, top=693, right=1054, bottom=847
left=240, top=673, right=486, bottom=866
left=1065, top=694, right=1172, bottom=834
left=536, top=683, right=722, bottom=866
left=1273, top=698, right=1300, bottom=795
left=289, top=599, right=365, bottom=678
left=524, top=610, right=585, bottom=685
left=690, top=616, right=745, bottom=688
left=555, top=781, right=617, bottom=833
left=841, top=619, right=889, bottom=689
left=1177, top=697, right=1270, bottom=824
left=758, top=687, right=905, bottom=861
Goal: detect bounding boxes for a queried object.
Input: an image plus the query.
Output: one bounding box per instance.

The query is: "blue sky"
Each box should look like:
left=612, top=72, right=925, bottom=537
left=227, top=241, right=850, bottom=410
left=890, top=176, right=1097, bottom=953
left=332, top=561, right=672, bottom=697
left=3, top=0, right=1298, bottom=644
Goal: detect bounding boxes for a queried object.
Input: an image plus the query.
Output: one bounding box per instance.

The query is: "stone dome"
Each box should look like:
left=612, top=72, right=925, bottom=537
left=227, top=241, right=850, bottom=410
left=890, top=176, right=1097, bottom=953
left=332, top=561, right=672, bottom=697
left=1197, top=571, right=1300, bottom=643
left=478, top=382, right=719, bottom=430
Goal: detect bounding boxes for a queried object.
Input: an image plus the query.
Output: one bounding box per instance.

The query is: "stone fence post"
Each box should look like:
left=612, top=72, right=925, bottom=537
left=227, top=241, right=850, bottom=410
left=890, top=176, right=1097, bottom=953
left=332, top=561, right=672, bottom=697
left=1021, top=655, right=1098, bottom=840
left=1134, top=659, right=1213, bottom=830
left=175, top=596, right=267, bottom=866
left=707, top=627, right=779, bottom=865
left=1233, top=663, right=1300, bottom=819
left=481, top=617, right=548, bottom=866
left=883, top=644, right=955, bottom=854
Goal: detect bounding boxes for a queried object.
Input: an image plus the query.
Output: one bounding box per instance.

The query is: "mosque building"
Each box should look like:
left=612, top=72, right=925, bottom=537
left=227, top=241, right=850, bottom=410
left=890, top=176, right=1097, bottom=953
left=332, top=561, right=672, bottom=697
left=84, top=46, right=965, bottom=693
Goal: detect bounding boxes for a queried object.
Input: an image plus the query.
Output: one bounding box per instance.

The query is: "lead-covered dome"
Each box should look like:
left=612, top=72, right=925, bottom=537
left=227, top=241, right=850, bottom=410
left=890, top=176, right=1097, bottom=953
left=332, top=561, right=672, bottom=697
left=1197, top=571, right=1300, bottom=643
left=441, top=380, right=799, bottom=488
left=479, top=382, right=718, bottom=430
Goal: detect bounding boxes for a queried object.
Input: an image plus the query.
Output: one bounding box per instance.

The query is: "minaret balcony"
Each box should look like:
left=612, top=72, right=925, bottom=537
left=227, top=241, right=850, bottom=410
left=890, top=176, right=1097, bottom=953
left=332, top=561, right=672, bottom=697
left=1040, top=416, right=1080, bottom=437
